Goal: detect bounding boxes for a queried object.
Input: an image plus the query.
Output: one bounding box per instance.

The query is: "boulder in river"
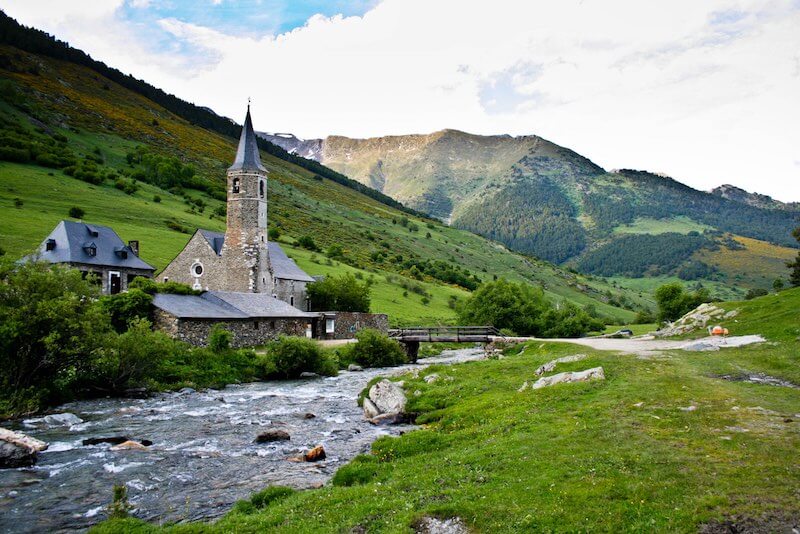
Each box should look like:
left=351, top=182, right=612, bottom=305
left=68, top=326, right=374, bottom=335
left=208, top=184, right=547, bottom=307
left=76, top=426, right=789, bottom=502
left=348, top=364, right=364, bottom=372
left=531, top=367, right=605, bottom=389
left=299, top=372, right=320, bottom=378
left=42, top=413, right=83, bottom=427
left=303, top=445, right=326, bottom=462
left=110, top=440, right=148, bottom=451
left=255, top=429, right=291, bottom=443
left=82, top=436, right=153, bottom=447
left=0, top=428, right=48, bottom=468
left=362, top=379, right=409, bottom=424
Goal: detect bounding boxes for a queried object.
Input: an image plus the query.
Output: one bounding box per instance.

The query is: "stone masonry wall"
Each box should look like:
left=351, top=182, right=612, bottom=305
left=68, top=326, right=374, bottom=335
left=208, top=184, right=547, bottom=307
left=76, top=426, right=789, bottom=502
left=329, top=312, right=389, bottom=339
left=153, top=309, right=312, bottom=348
left=157, top=232, right=224, bottom=290
left=274, top=278, right=309, bottom=310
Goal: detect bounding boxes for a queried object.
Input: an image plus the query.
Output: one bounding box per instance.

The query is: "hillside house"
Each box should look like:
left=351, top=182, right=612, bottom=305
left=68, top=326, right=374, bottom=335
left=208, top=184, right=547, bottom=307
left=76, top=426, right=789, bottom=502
left=26, top=220, right=154, bottom=294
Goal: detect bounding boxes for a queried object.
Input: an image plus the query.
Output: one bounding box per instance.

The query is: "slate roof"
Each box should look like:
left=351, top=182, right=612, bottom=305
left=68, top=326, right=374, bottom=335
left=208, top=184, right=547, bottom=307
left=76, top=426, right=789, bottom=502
left=228, top=106, right=266, bottom=172
left=153, top=291, right=319, bottom=320
left=197, top=230, right=314, bottom=282
left=27, top=220, right=155, bottom=271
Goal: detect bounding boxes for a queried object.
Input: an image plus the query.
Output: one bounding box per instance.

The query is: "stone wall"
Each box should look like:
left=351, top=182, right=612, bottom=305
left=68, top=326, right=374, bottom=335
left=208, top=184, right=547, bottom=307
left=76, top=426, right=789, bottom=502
left=274, top=278, right=309, bottom=310
left=71, top=262, right=152, bottom=295
left=153, top=309, right=313, bottom=348
left=157, top=232, right=224, bottom=290
left=326, top=312, right=389, bottom=339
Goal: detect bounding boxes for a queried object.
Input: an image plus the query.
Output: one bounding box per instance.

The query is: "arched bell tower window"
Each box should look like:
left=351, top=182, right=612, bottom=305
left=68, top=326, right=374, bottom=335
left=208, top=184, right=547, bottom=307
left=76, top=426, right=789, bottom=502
left=232, top=177, right=240, bottom=194
left=259, top=179, right=265, bottom=199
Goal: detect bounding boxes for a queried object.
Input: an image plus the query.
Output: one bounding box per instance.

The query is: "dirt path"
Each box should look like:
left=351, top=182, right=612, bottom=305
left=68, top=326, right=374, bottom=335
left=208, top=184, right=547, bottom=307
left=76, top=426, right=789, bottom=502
left=497, top=335, right=765, bottom=357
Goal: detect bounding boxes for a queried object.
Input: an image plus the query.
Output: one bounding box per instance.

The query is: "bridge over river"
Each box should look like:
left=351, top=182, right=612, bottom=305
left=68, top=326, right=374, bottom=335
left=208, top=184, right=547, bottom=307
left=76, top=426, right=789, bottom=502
left=388, top=326, right=502, bottom=362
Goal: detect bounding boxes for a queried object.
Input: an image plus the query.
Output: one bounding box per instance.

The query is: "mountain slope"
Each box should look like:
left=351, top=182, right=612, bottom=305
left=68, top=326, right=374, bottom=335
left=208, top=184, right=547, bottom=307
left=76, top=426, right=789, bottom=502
left=259, top=130, right=798, bottom=289
left=0, top=20, right=652, bottom=324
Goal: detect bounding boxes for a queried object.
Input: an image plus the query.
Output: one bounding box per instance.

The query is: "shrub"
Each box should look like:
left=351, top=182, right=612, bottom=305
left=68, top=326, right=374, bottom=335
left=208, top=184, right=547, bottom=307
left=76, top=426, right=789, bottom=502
left=107, top=485, right=131, bottom=520
left=340, top=328, right=407, bottom=368
left=208, top=325, right=232, bottom=353
left=153, top=195, right=161, bottom=203
left=745, top=288, right=769, bottom=300
left=100, top=288, right=153, bottom=333
left=654, top=283, right=711, bottom=323
left=0, top=146, right=29, bottom=162
left=268, top=227, right=280, bottom=240
left=68, top=206, right=85, bottom=219
left=129, top=277, right=200, bottom=295
left=326, top=243, right=344, bottom=260
left=13, top=197, right=22, bottom=208
left=307, top=273, right=370, bottom=312
left=259, top=336, right=337, bottom=379
left=297, top=235, right=318, bottom=251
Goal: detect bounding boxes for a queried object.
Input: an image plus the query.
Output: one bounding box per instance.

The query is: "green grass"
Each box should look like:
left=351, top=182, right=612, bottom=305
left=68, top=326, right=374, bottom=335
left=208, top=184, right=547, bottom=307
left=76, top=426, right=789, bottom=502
left=602, top=323, right=658, bottom=336
left=613, top=216, right=712, bottom=235
left=93, top=289, right=800, bottom=532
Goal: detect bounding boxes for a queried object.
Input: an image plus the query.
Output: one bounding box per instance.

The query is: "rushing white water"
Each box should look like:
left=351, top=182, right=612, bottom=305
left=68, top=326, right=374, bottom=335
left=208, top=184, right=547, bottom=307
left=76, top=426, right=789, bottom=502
left=0, top=348, right=485, bottom=532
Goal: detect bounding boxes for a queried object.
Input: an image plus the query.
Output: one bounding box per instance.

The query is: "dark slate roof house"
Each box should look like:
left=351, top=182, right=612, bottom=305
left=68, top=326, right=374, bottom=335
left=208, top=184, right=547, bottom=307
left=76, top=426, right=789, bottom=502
left=26, top=220, right=155, bottom=294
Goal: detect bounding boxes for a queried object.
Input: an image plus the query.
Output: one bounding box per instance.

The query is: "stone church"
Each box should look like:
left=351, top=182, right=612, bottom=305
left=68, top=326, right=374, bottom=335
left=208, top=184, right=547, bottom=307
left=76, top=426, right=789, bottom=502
left=158, top=106, right=314, bottom=310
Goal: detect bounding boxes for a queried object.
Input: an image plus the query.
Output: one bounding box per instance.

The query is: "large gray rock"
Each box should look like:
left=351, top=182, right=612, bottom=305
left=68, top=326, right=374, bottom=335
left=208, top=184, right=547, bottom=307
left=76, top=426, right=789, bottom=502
left=368, top=379, right=407, bottom=415
left=255, top=429, right=291, bottom=443
left=531, top=367, right=605, bottom=389
left=43, top=413, right=83, bottom=427
left=0, top=428, right=48, bottom=468
left=534, top=354, right=587, bottom=376
left=362, top=379, right=408, bottom=424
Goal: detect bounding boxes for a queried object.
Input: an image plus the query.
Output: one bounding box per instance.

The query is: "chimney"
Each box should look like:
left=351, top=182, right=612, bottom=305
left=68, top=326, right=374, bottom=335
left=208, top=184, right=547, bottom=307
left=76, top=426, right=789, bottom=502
left=128, top=240, right=140, bottom=256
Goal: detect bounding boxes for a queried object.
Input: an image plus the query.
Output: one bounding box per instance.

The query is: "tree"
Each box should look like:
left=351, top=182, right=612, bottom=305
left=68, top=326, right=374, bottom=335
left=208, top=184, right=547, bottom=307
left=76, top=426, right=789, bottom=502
left=297, top=235, right=318, bottom=251
left=788, top=227, right=800, bottom=287
left=307, top=274, right=370, bottom=312
left=340, top=328, right=406, bottom=368
left=654, top=283, right=711, bottom=323
left=100, top=288, right=153, bottom=333
left=0, top=260, right=110, bottom=402
left=68, top=206, right=85, bottom=218
left=773, top=278, right=785, bottom=292
left=457, top=279, right=549, bottom=336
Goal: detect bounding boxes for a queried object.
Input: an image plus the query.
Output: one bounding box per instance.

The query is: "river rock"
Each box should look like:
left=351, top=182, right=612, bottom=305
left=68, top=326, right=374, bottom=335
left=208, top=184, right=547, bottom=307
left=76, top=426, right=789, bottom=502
left=347, top=364, right=364, bottom=372
left=43, top=413, right=83, bottom=427
left=531, top=367, right=605, bottom=389
left=302, top=413, right=316, bottom=419
left=255, top=429, right=291, bottom=443
left=110, top=440, right=148, bottom=451
left=362, top=398, right=381, bottom=419
left=680, top=340, right=720, bottom=352
left=303, top=445, right=326, bottom=462
left=0, top=428, right=48, bottom=468
left=534, top=354, right=587, bottom=376
left=424, top=373, right=440, bottom=384
left=300, top=372, right=320, bottom=378
left=368, top=379, right=407, bottom=415
left=83, top=436, right=130, bottom=446
left=177, top=387, right=196, bottom=395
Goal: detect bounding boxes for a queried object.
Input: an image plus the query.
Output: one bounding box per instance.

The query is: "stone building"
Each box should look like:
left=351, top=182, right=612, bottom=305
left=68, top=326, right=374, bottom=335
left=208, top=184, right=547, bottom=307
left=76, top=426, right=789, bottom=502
left=158, top=106, right=313, bottom=310
left=26, top=220, right=154, bottom=294
left=152, top=291, right=320, bottom=348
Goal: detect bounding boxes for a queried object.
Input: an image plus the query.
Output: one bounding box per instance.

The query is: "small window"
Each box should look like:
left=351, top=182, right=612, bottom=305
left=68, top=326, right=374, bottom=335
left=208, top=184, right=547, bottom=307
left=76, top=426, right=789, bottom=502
left=45, top=239, right=56, bottom=251
left=84, top=244, right=97, bottom=257
left=270, top=321, right=276, bottom=329
left=259, top=179, right=265, bottom=199
left=290, top=296, right=294, bottom=306
left=253, top=321, right=259, bottom=330
left=325, top=318, right=335, bottom=334
left=232, top=177, right=240, bottom=193
left=191, top=262, right=204, bottom=277
left=164, top=277, right=169, bottom=283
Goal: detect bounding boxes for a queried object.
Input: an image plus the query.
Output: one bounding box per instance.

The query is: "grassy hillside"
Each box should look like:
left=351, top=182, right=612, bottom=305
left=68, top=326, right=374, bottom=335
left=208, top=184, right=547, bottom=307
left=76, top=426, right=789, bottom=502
left=96, top=289, right=800, bottom=532
left=0, top=43, right=650, bottom=325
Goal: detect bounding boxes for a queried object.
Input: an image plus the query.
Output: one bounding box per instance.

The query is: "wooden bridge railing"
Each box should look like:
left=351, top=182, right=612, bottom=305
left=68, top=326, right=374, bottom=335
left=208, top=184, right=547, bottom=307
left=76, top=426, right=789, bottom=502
left=388, top=326, right=502, bottom=343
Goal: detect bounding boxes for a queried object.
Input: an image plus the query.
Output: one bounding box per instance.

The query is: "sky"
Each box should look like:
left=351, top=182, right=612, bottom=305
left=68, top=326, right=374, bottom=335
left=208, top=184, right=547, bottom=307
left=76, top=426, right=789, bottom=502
left=1, top=0, right=799, bottom=202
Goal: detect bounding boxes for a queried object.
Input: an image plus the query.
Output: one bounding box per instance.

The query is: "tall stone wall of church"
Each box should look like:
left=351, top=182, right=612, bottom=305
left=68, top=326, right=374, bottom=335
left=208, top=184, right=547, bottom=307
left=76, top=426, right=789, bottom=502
left=157, top=233, right=224, bottom=290
left=274, top=278, right=309, bottom=310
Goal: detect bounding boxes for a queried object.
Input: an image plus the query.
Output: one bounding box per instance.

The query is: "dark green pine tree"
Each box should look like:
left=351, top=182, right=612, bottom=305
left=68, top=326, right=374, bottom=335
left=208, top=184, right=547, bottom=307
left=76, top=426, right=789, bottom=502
left=789, top=227, right=800, bottom=287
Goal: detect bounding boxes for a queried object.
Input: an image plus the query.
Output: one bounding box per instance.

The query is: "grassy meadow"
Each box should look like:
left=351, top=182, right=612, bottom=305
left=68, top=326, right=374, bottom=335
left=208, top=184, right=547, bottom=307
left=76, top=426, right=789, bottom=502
left=94, top=289, right=800, bottom=533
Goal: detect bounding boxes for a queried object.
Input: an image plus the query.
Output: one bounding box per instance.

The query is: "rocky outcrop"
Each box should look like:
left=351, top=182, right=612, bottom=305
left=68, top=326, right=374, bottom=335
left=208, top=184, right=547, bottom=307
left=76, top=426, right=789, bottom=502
left=655, top=303, right=734, bottom=337
left=531, top=367, right=605, bottom=389
left=1, top=428, right=48, bottom=468
left=362, top=379, right=409, bottom=424
left=534, top=354, right=587, bottom=376
left=255, top=430, right=291, bottom=443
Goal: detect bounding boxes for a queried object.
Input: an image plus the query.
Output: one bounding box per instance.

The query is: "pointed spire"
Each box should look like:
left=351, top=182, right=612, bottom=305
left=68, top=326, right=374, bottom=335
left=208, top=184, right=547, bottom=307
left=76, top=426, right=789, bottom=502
left=228, top=104, right=266, bottom=172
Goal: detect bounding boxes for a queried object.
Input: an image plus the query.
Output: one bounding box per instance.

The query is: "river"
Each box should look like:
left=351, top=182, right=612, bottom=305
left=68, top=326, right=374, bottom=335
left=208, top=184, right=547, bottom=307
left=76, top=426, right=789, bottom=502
left=0, top=348, right=485, bottom=532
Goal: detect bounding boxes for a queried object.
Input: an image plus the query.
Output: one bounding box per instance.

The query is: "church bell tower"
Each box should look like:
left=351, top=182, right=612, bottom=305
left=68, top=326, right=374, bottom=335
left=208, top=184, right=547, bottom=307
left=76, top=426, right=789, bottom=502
left=220, top=105, right=272, bottom=293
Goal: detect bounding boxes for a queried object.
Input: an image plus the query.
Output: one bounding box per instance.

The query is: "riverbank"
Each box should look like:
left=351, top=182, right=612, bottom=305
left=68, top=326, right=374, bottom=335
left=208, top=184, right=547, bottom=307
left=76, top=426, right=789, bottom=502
left=95, top=335, right=799, bottom=532
left=0, top=348, right=487, bottom=532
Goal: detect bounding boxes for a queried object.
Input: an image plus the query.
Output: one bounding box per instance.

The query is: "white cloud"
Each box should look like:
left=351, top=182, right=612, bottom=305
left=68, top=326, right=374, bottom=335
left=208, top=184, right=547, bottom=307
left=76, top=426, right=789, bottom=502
left=1, top=0, right=798, bottom=201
